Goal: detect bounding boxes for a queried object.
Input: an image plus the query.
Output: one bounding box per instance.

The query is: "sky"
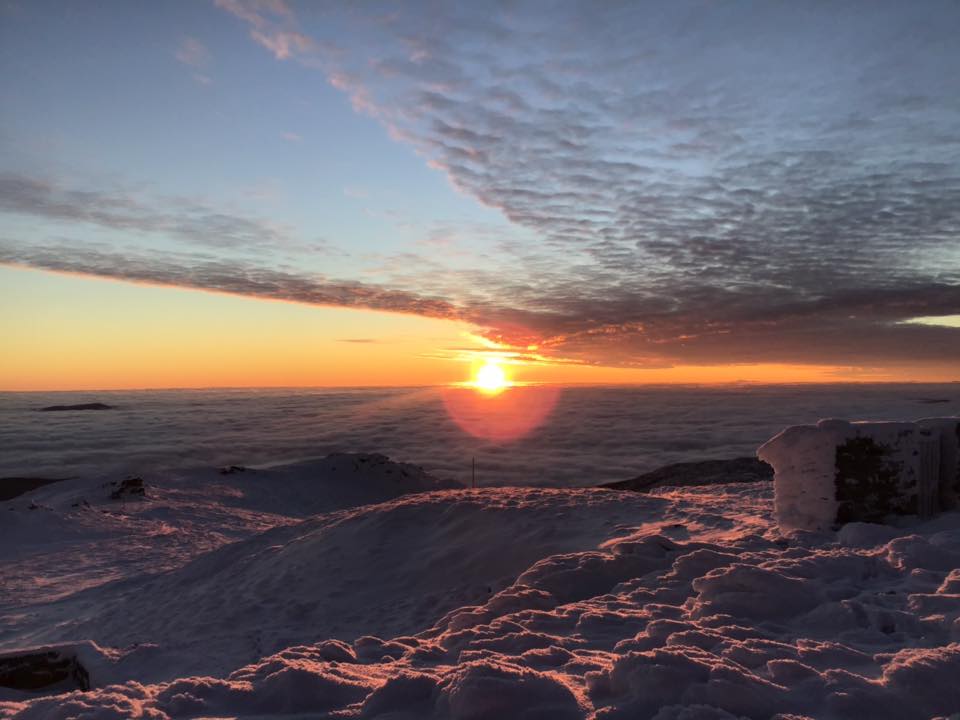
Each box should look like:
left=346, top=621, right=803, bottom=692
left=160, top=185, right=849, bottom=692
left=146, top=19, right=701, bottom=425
left=1, top=0, right=958, bottom=390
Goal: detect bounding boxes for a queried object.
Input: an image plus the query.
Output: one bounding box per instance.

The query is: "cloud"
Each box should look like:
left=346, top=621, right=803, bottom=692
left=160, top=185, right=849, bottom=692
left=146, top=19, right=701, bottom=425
left=175, top=36, right=210, bottom=68
left=280, top=132, right=302, bottom=142
left=3, top=163, right=959, bottom=368
left=0, top=174, right=293, bottom=252
left=0, top=240, right=461, bottom=320
left=343, top=186, right=368, bottom=199
left=214, top=0, right=322, bottom=62
left=175, top=36, right=213, bottom=84
left=5, top=3, right=960, bottom=373
left=3, top=231, right=958, bottom=369
left=200, top=1, right=960, bottom=369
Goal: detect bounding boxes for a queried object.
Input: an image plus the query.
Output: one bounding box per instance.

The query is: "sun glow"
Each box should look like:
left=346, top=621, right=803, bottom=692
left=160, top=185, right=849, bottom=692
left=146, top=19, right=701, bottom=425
left=473, top=360, right=510, bottom=394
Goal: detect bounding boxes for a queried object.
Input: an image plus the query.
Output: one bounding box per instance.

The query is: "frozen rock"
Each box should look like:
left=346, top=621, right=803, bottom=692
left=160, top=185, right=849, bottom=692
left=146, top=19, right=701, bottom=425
left=601, top=457, right=773, bottom=493
left=0, top=648, right=89, bottom=693
left=108, top=476, right=146, bottom=501
left=0, top=478, right=67, bottom=502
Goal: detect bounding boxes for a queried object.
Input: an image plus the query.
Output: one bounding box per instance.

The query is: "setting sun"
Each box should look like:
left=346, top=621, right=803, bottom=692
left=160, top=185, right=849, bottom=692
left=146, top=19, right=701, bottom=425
left=473, top=360, right=509, bottom=394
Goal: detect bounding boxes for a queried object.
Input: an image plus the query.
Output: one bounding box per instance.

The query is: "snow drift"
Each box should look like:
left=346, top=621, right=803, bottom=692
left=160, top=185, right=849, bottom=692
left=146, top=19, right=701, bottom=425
left=3, top=455, right=960, bottom=719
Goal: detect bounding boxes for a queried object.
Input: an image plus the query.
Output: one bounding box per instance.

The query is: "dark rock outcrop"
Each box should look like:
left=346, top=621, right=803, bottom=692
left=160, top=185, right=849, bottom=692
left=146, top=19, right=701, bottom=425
left=0, top=477, right=68, bottom=502
left=220, top=465, right=248, bottom=475
left=109, top=476, right=146, bottom=500
left=0, top=649, right=90, bottom=693
left=39, top=403, right=114, bottom=412
left=601, top=456, right=772, bottom=492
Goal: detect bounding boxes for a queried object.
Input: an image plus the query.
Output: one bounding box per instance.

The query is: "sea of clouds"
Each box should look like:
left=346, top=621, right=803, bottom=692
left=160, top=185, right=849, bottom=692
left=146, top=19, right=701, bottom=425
left=1, top=384, right=957, bottom=487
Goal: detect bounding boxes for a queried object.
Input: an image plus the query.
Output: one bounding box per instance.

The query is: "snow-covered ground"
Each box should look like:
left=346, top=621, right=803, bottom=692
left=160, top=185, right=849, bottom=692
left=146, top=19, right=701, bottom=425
left=2, top=455, right=959, bottom=719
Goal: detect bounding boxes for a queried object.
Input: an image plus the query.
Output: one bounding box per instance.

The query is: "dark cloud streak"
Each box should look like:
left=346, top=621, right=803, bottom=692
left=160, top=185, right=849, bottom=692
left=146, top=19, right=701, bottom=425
left=0, top=242, right=460, bottom=321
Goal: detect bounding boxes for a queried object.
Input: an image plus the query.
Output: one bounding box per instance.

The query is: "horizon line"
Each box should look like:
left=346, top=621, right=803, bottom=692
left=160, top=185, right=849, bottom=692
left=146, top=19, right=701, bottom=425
left=2, top=379, right=958, bottom=394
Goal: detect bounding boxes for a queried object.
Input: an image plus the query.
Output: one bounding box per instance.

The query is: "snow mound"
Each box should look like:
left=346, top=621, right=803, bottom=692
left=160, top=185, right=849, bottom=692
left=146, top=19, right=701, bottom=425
left=212, top=452, right=462, bottom=516
left=5, top=480, right=960, bottom=719
left=3, top=487, right=671, bottom=684
left=0, top=453, right=456, bottom=610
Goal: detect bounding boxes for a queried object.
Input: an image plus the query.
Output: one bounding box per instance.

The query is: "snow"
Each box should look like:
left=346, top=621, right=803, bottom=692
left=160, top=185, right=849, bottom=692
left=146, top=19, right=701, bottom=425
left=758, top=418, right=958, bottom=531
left=0, top=453, right=456, bottom=610
left=3, top=454, right=960, bottom=719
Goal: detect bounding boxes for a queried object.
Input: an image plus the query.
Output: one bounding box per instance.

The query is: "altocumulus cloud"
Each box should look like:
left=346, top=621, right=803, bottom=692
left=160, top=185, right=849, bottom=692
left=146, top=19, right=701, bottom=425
left=213, top=0, right=960, bottom=367
left=3, top=1, right=960, bottom=369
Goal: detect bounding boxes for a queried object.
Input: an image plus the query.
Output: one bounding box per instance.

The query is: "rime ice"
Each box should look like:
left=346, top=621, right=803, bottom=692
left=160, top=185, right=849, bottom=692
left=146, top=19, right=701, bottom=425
left=758, top=417, right=960, bottom=531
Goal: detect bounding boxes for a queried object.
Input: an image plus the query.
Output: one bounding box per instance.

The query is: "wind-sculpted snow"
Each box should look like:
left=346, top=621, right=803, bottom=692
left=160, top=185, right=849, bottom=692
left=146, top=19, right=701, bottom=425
left=2, top=485, right=672, bottom=683
left=0, top=454, right=456, bottom=612
left=3, top=477, right=960, bottom=718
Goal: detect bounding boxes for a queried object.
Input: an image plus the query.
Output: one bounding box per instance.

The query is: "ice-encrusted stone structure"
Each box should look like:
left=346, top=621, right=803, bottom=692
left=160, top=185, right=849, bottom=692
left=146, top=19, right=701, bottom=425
left=758, top=418, right=960, bottom=531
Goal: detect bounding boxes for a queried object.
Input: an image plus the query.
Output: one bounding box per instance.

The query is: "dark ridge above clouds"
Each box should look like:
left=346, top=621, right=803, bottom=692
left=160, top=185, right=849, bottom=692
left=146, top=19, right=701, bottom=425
left=3, top=1, right=960, bottom=370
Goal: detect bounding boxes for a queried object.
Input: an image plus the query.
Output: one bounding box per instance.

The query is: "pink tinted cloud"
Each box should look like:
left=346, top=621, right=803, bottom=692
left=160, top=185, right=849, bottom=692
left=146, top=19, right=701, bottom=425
left=175, top=36, right=211, bottom=68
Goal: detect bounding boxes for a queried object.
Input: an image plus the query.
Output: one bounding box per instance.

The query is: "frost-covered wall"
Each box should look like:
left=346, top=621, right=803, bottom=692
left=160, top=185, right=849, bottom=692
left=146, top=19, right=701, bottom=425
left=758, top=418, right=959, bottom=531
left=918, top=417, right=960, bottom=510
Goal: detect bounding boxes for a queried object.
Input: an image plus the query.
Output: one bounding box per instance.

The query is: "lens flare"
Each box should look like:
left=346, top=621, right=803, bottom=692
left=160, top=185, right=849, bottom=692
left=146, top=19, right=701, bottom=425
left=441, top=383, right=562, bottom=443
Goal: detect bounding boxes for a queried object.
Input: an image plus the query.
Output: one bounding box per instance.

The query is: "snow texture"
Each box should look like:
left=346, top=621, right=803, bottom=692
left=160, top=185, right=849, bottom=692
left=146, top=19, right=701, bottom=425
left=3, top=454, right=960, bottom=719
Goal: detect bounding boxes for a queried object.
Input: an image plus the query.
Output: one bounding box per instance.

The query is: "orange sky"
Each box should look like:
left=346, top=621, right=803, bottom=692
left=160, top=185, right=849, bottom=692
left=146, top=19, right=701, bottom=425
left=2, top=267, right=957, bottom=391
